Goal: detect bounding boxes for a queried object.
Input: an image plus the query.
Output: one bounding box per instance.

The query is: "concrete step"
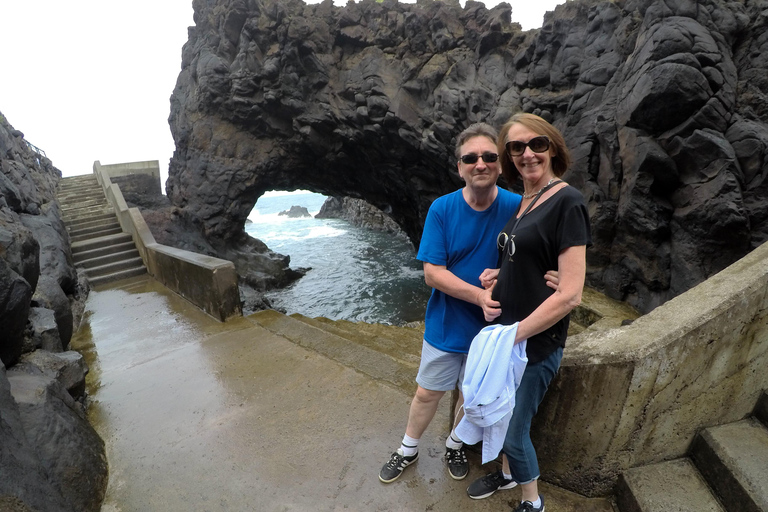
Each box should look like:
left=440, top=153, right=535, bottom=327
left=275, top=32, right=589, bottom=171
left=57, top=176, right=150, bottom=288
left=57, top=186, right=103, bottom=197
left=76, top=249, right=141, bottom=270
left=61, top=197, right=108, bottom=211
left=291, top=314, right=422, bottom=368
left=248, top=309, right=418, bottom=394
left=68, top=219, right=121, bottom=238
left=615, top=458, right=725, bottom=512
left=104, top=273, right=153, bottom=293
left=690, top=418, right=768, bottom=512
left=65, top=213, right=120, bottom=230
left=83, top=257, right=146, bottom=278
left=70, top=226, right=123, bottom=243
left=62, top=206, right=110, bottom=220
left=58, top=186, right=102, bottom=198
left=58, top=193, right=105, bottom=205
left=62, top=206, right=116, bottom=223
left=72, top=240, right=137, bottom=264
left=60, top=174, right=98, bottom=184
left=754, top=390, right=768, bottom=426
left=87, top=266, right=148, bottom=288
left=58, top=181, right=99, bottom=193
left=71, top=233, right=134, bottom=256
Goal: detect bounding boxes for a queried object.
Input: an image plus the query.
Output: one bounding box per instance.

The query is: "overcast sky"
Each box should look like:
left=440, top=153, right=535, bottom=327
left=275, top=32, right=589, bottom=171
left=0, top=0, right=562, bottom=183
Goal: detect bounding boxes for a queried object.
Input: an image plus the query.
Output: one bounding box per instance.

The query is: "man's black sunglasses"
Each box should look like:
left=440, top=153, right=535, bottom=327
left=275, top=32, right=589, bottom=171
left=460, top=152, right=499, bottom=164
left=505, top=136, right=550, bottom=156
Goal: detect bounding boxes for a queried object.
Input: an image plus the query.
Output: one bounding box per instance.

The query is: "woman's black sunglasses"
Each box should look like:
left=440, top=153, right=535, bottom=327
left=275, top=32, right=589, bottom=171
left=460, top=152, right=499, bottom=164
left=505, top=136, right=550, bottom=156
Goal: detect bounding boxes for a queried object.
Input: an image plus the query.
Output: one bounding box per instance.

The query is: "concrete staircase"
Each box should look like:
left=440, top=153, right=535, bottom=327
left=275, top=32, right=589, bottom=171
left=616, top=390, right=768, bottom=512
left=57, top=175, right=147, bottom=287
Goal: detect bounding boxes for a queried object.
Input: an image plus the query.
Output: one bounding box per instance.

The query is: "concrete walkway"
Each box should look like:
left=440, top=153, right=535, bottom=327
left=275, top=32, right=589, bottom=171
left=71, top=275, right=616, bottom=512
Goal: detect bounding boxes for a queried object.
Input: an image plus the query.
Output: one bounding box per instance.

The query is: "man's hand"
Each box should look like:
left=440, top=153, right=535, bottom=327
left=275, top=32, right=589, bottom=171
left=476, top=269, right=559, bottom=321
left=545, top=270, right=559, bottom=290
left=477, top=284, right=501, bottom=322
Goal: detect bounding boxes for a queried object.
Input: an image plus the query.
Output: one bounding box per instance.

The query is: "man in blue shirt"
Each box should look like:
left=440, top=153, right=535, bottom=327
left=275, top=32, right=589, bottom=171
left=379, top=123, right=554, bottom=484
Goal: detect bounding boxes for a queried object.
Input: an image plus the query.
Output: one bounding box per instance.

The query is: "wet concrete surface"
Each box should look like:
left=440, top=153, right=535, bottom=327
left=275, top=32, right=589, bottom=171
left=71, top=275, right=617, bottom=512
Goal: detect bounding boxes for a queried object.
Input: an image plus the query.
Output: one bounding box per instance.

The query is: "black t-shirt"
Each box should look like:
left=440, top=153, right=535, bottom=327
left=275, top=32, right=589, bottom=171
left=491, top=185, right=592, bottom=364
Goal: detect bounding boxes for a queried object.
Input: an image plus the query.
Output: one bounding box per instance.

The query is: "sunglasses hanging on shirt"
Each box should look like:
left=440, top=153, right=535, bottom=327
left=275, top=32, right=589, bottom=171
left=497, top=179, right=562, bottom=263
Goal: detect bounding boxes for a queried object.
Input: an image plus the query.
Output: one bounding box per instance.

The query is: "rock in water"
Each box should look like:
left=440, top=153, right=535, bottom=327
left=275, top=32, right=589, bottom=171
left=278, top=205, right=312, bottom=218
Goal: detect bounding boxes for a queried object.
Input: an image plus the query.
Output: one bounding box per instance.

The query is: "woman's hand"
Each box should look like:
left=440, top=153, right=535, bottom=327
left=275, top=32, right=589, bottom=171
left=479, top=268, right=499, bottom=289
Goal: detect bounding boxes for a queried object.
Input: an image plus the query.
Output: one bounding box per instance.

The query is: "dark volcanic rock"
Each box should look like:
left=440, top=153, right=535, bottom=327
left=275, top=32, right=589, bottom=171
left=168, top=0, right=768, bottom=314
left=317, top=196, right=405, bottom=235
left=0, top=366, right=71, bottom=512
left=6, top=369, right=107, bottom=512
left=278, top=205, right=311, bottom=217
left=0, top=224, right=35, bottom=366
left=1, top=112, right=106, bottom=509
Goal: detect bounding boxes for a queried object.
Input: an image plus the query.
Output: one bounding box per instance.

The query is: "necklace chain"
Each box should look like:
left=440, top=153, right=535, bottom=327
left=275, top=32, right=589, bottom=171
left=522, top=178, right=556, bottom=199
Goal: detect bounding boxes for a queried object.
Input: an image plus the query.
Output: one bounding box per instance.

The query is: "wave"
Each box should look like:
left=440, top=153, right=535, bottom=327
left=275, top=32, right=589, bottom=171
left=248, top=210, right=324, bottom=223
left=304, top=225, right=346, bottom=239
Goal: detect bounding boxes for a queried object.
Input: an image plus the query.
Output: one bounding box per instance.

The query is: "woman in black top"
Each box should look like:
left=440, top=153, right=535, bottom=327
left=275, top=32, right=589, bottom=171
left=467, top=113, right=591, bottom=512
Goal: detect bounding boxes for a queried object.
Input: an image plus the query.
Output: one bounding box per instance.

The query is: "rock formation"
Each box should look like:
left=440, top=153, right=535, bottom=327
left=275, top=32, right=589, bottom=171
left=278, top=204, right=312, bottom=217
left=317, top=196, right=406, bottom=235
left=168, top=0, right=768, bottom=313
left=0, top=112, right=107, bottom=510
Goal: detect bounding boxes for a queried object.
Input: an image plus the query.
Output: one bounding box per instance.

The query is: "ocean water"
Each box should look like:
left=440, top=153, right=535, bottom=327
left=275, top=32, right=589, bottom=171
left=244, top=191, right=431, bottom=325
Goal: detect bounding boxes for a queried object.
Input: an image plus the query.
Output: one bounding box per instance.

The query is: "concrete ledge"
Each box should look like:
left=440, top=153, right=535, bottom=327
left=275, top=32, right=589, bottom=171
left=93, top=161, right=241, bottom=321
left=99, top=160, right=161, bottom=181
left=533, top=239, right=768, bottom=495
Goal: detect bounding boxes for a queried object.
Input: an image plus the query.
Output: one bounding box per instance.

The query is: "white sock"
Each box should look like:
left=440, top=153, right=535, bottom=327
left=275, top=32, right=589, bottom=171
left=445, top=431, right=463, bottom=450
left=525, top=496, right=541, bottom=508
left=502, top=470, right=513, bottom=480
left=400, top=434, right=419, bottom=456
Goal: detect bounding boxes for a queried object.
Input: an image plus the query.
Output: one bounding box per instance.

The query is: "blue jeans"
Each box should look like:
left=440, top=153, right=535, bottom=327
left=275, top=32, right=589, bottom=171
left=503, top=346, right=563, bottom=484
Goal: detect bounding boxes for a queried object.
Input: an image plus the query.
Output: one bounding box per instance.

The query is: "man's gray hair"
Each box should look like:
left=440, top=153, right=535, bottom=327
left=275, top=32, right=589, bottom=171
left=454, top=123, right=498, bottom=159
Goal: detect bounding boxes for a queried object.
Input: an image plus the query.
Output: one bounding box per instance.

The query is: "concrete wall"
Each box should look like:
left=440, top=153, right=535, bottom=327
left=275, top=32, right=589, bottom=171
left=99, top=160, right=161, bottom=181
left=535, top=240, right=768, bottom=496
left=99, top=161, right=162, bottom=201
left=93, top=161, right=241, bottom=322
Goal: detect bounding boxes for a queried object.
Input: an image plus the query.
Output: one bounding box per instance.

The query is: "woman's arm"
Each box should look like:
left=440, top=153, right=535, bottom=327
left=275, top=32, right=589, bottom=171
left=514, top=245, right=586, bottom=343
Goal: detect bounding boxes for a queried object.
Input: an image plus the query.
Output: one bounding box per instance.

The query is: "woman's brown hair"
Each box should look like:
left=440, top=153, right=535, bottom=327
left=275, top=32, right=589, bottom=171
left=497, top=113, right=571, bottom=185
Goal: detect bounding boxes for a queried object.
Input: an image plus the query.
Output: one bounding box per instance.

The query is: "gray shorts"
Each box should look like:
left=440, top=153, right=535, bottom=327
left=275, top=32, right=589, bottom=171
left=415, top=339, right=467, bottom=392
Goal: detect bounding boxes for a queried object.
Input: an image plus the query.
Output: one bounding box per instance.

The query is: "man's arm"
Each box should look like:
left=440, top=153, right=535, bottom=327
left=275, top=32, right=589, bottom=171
left=480, top=269, right=559, bottom=290
left=423, top=262, right=501, bottom=319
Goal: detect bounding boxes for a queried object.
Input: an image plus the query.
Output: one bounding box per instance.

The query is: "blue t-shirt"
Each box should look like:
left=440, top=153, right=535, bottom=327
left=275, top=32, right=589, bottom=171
left=417, top=187, right=521, bottom=353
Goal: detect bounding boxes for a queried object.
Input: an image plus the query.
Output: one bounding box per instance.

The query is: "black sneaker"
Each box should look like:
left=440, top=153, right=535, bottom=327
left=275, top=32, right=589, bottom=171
left=466, top=470, right=517, bottom=499
left=445, top=446, right=469, bottom=480
left=379, top=449, right=418, bottom=483
left=512, top=495, right=545, bottom=511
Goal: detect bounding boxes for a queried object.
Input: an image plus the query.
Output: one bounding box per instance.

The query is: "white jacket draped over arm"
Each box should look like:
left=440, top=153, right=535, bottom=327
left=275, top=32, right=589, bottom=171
left=455, top=323, right=527, bottom=464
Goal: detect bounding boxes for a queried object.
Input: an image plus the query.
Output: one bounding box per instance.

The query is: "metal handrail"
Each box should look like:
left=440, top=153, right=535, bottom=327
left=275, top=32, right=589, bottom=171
left=25, top=140, right=47, bottom=158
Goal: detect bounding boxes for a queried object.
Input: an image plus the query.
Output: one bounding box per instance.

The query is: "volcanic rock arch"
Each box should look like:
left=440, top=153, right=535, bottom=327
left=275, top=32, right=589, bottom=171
left=167, top=0, right=768, bottom=314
